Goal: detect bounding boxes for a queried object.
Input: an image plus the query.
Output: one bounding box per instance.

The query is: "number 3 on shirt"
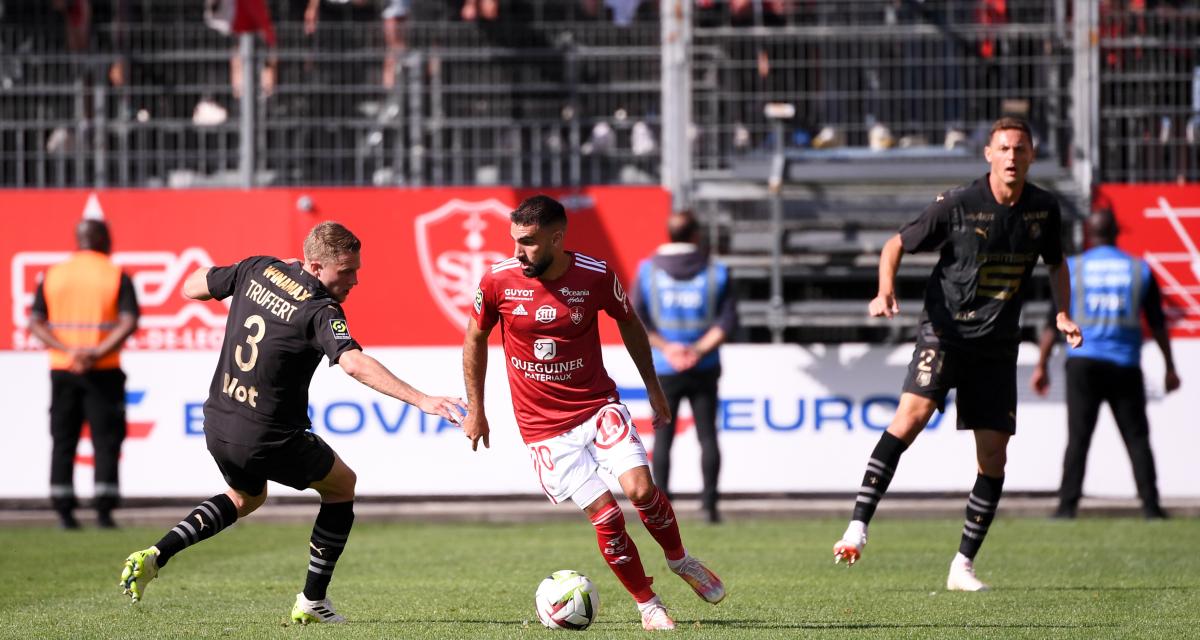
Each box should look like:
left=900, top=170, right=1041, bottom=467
left=235, top=314, right=266, bottom=372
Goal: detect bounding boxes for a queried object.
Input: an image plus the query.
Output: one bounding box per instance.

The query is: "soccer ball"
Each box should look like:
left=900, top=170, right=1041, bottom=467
left=534, top=570, right=600, bottom=630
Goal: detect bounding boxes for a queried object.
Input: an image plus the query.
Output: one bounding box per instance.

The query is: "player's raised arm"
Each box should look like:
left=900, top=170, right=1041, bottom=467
left=182, top=266, right=214, bottom=300
left=460, top=317, right=492, bottom=451
left=615, top=313, right=671, bottom=430
left=869, top=234, right=904, bottom=318
left=337, top=348, right=466, bottom=423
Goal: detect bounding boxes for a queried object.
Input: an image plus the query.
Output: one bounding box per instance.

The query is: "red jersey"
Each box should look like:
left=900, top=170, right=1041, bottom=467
left=472, top=252, right=633, bottom=443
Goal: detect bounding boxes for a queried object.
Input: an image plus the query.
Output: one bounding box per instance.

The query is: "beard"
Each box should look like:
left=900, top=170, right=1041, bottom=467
left=519, top=255, right=553, bottom=278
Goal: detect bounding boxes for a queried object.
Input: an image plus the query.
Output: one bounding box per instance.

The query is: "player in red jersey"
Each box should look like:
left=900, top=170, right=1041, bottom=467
left=461, top=195, right=725, bottom=631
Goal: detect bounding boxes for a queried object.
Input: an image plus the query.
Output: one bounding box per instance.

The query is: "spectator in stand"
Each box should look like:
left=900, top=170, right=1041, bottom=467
left=461, top=0, right=499, bottom=21
left=381, top=0, right=409, bottom=88
left=195, top=0, right=277, bottom=127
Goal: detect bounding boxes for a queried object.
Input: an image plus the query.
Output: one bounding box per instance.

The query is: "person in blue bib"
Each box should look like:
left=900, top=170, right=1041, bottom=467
left=632, top=210, right=736, bottom=524
left=1032, top=209, right=1181, bottom=519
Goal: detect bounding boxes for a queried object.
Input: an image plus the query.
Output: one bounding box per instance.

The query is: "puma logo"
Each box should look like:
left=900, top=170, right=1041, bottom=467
left=310, top=542, right=325, bottom=556
left=193, top=514, right=208, bottom=532
left=974, top=227, right=988, bottom=240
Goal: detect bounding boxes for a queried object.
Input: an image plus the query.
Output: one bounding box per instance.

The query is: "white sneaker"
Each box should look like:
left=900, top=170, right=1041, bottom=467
left=668, top=554, right=726, bottom=604
left=946, top=556, right=990, bottom=592
left=813, top=126, right=844, bottom=149
left=833, top=522, right=867, bottom=566
left=290, top=593, right=347, bottom=624
left=638, top=597, right=676, bottom=631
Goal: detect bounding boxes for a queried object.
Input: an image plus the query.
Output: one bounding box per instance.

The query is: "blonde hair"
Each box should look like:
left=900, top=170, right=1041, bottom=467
left=303, top=221, right=361, bottom=264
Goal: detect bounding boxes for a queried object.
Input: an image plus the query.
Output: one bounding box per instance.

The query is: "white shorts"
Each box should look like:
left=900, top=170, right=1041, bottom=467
left=527, top=403, right=649, bottom=509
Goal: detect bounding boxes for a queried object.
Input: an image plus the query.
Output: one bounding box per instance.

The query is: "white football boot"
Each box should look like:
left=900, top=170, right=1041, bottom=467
left=946, top=554, right=990, bottom=592
left=290, top=593, right=347, bottom=624
left=833, top=521, right=867, bottom=566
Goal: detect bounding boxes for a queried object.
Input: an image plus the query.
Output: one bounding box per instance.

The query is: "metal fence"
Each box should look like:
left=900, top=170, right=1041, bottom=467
left=1097, top=2, right=1200, bottom=184
left=1, top=1, right=1197, bottom=189
left=690, top=0, right=1075, bottom=176
left=0, top=3, right=663, bottom=188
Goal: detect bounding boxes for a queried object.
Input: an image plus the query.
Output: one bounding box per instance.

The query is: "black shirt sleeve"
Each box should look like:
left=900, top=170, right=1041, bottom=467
left=30, top=280, right=47, bottom=319
left=1142, top=272, right=1167, bottom=331
left=117, top=273, right=140, bottom=317
left=311, top=303, right=363, bottom=366
left=899, top=196, right=952, bottom=254
left=206, top=261, right=244, bottom=301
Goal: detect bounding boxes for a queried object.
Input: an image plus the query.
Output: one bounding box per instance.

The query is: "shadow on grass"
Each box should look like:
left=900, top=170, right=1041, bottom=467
left=1018, top=585, right=1196, bottom=592
left=326, top=619, right=1118, bottom=631
left=664, top=621, right=1120, bottom=630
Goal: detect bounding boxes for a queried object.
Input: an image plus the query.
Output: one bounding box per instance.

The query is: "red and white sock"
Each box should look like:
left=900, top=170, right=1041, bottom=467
left=632, top=487, right=685, bottom=562
left=589, top=501, right=655, bottom=603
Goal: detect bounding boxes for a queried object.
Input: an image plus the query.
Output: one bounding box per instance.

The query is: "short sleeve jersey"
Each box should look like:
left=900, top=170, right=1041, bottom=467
left=202, top=256, right=362, bottom=445
left=472, top=252, right=633, bottom=443
left=899, top=174, right=1064, bottom=350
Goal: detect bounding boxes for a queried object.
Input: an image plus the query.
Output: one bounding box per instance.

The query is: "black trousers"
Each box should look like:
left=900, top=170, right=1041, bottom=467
left=652, top=366, right=721, bottom=510
left=50, top=368, right=127, bottom=512
left=1060, top=357, right=1160, bottom=509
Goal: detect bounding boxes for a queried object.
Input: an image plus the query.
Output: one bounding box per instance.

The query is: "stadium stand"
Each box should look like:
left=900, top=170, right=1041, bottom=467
left=2, top=0, right=1196, bottom=341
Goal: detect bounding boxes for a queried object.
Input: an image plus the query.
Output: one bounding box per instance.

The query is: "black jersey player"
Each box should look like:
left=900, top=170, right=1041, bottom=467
left=119, top=222, right=466, bottom=624
left=831, top=117, right=1083, bottom=591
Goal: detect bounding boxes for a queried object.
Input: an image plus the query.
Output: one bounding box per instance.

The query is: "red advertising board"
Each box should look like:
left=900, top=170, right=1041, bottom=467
left=1096, top=184, right=1200, bottom=338
left=3, top=187, right=670, bottom=349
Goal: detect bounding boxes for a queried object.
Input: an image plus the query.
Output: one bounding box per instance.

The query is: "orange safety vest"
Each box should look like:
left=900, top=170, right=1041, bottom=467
left=42, top=250, right=126, bottom=371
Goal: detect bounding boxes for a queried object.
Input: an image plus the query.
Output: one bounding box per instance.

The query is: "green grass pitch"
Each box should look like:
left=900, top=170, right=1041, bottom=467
left=2, top=515, right=1197, bottom=639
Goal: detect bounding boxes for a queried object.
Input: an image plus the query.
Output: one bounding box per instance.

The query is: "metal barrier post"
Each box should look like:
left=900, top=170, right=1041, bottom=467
left=765, top=102, right=793, bottom=344
left=238, top=34, right=257, bottom=188
left=661, top=0, right=692, bottom=211
left=1071, top=0, right=1098, bottom=192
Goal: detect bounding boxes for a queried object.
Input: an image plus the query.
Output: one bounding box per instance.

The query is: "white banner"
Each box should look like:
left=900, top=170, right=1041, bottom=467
left=2, top=343, right=1195, bottom=498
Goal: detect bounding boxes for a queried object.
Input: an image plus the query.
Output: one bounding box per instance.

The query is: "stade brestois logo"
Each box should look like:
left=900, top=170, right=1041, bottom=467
left=11, top=247, right=228, bottom=351
left=414, top=199, right=514, bottom=331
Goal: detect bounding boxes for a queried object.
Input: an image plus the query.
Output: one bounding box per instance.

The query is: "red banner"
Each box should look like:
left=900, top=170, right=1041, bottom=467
left=1096, top=184, right=1200, bottom=338
left=3, top=187, right=670, bottom=349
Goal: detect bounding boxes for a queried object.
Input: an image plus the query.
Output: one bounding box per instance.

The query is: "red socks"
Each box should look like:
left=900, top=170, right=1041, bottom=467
left=589, top=501, right=655, bottom=603
left=632, top=487, right=685, bottom=562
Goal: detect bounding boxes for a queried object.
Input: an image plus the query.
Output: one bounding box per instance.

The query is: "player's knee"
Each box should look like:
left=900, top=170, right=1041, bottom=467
left=625, top=479, right=656, bottom=504
left=229, top=487, right=267, bottom=516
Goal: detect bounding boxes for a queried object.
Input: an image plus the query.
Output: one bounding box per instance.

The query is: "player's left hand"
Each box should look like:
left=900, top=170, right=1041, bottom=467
left=1056, top=314, right=1083, bottom=349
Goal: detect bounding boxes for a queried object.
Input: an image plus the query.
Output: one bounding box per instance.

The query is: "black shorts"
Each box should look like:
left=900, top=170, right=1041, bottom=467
left=900, top=340, right=1017, bottom=434
left=204, top=428, right=336, bottom=496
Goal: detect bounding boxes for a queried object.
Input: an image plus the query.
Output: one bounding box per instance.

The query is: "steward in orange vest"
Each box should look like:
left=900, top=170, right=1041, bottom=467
left=29, top=219, right=139, bottom=530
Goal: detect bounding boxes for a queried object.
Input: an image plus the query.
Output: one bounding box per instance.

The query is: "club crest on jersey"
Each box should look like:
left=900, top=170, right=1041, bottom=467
left=414, top=199, right=514, bottom=331
left=535, top=305, right=557, bottom=323
left=533, top=338, right=557, bottom=361
left=329, top=319, right=351, bottom=340
left=570, top=306, right=585, bottom=324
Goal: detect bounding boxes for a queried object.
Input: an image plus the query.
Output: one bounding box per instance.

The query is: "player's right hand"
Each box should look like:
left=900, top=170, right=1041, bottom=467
left=868, top=293, right=899, bottom=318
left=460, top=412, right=490, bottom=451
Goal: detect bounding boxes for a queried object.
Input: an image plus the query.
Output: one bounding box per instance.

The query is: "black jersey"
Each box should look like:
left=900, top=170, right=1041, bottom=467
left=899, top=174, right=1064, bottom=351
left=202, top=256, right=361, bottom=445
